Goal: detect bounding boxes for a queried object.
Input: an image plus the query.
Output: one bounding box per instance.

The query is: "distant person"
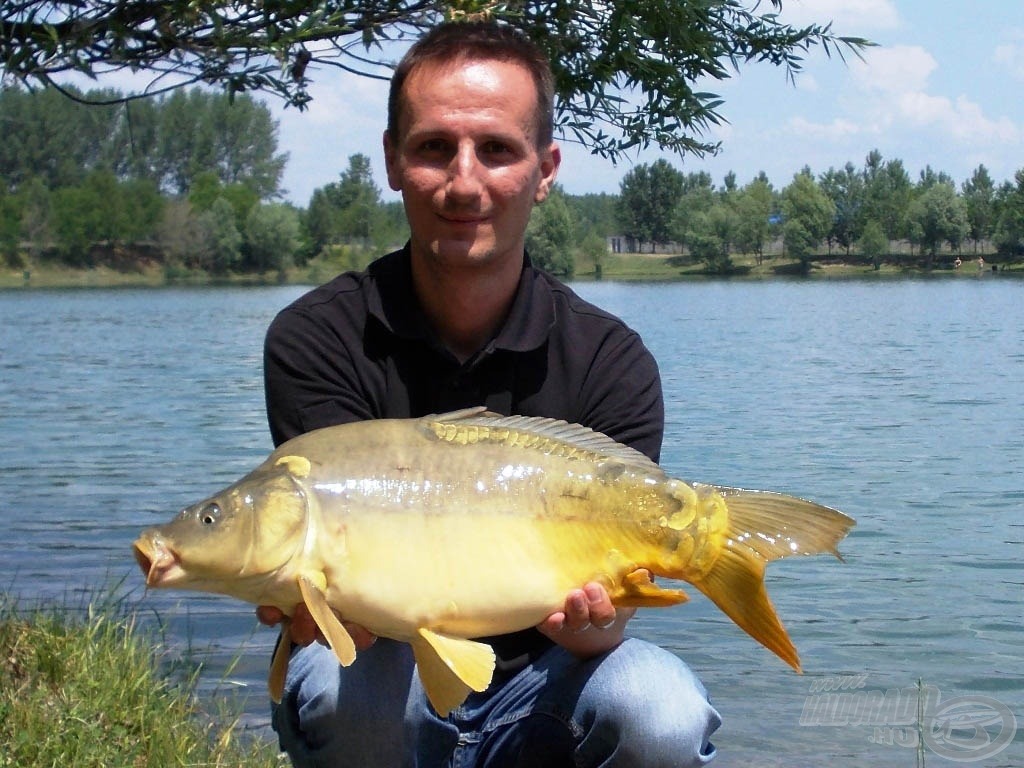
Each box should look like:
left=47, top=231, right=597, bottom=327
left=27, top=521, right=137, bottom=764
left=258, top=20, right=719, bottom=768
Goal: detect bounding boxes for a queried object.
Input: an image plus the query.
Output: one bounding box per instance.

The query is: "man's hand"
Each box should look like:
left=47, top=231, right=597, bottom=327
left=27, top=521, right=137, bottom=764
left=256, top=604, right=378, bottom=651
left=537, top=582, right=634, bottom=659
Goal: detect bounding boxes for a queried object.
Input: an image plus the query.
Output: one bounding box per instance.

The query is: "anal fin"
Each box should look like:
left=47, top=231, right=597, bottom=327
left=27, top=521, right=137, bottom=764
left=411, top=627, right=495, bottom=717
left=612, top=569, right=690, bottom=608
left=268, top=621, right=292, bottom=703
left=298, top=573, right=356, bottom=666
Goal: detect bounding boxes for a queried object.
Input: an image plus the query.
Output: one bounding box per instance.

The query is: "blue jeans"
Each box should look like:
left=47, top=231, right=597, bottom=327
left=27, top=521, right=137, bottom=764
left=272, top=637, right=720, bottom=767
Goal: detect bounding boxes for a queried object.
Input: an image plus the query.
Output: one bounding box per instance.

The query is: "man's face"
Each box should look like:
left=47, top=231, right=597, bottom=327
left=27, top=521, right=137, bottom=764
left=384, top=57, right=560, bottom=271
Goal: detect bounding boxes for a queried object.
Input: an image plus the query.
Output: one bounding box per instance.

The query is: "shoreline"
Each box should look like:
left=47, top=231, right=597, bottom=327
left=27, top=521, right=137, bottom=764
left=2, top=254, right=1020, bottom=290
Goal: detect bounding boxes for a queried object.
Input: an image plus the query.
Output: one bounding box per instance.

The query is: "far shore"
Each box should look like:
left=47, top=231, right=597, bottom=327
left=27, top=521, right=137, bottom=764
left=2, top=251, right=1020, bottom=290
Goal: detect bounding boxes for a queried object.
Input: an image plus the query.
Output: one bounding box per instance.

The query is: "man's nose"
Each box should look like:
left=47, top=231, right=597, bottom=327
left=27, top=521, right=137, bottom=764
left=446, top=144, right=483, bottom=200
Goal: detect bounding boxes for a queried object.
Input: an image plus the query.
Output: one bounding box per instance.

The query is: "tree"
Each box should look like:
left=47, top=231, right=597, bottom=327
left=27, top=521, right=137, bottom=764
left=189, top=171, right=260, bottom=223
left=156, top=199, right=211, bottom=268
left=566, top=193, right=619, bottom=240
left=0, top=85, right=122, bottom=190
left=734, top=174, right=774, bottom=263
left=961, top=165, right=995, bottom=253
left=0, top=188, right=20, bottom=265
left=687, top=206, right=737, bottom=274
left=244, top=202, right=301, bottom=274
left=154, top=89, right=285, bottom=196
left=16, top=176, right=52, bottom=260
left=51, top=169, right=124, bottom=264
left=858, top=219, right=887, bottom=270
left=0, top=84, right=286, bottom=198
left=860, top=150, right=913, bottom=244
left=307, top=153, right=384, bottom=251
left=526, top=186, right=574, bottom=276
left=670, top=171, right=715, bottom=251
left=2, top=2, right=869, bottom=162
left=819, top=162, right=864, bottom=255
left=618, top=159, right=684, bottom=250
left=993, top=170, right=1024, bottom=258
left=119, top=178, right=165, bottom=242
left=908, top=182, right=968, bottom=266
left=917, top=165, right=955, bottom=190
left=198, top=198, right=243, bottom=274
left=781, top=171, right=834, bottom=271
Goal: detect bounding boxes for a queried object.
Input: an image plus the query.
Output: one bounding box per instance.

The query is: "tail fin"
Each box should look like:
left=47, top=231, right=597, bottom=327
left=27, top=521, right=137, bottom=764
left=689, top=486, right=855, bottom=672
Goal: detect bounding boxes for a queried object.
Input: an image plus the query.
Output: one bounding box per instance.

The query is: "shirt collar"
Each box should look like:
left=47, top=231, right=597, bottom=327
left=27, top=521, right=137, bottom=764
left=366, top=245, right=556, bottom=355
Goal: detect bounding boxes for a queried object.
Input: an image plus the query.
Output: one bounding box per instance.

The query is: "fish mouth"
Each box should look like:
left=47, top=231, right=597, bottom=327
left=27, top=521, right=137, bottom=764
left=132, top=534, right=185, bottom=587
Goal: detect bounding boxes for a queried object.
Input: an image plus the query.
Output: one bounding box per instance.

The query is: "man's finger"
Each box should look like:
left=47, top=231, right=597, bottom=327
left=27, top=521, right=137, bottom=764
left=583, top=582, right=617, bottom=630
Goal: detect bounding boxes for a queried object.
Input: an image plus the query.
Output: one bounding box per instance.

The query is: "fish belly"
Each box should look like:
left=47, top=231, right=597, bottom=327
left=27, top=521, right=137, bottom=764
left=321, top=507, right=654, bottom=642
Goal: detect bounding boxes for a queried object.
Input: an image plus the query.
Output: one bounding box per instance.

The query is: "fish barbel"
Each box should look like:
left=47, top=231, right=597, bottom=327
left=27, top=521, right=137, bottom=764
left=133, top=408, right=854, bottom=715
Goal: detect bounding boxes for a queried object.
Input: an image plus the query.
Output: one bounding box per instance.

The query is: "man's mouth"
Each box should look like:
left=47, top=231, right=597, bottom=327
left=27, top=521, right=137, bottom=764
left=440, top=212, right=488, bottom=225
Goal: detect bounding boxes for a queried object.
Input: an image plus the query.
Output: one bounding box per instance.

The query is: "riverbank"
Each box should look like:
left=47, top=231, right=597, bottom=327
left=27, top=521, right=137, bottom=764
left=0, top=591, right=281, bottom=767
left=3, top=251, right=1020, bottom=289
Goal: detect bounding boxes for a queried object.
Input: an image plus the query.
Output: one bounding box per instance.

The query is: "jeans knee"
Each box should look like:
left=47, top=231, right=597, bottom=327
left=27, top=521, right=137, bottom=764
left=574, top=639, right=720, bottom=768
left=272, top=640, right=415, bottom=768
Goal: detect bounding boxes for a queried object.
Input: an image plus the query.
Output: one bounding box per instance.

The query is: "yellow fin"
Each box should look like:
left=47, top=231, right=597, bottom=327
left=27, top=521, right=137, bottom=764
left=268, top=622, right=291, bottom=703
left=276, top=454, right=311, bottom=478
left=298, top=573, right=356, bottom=666
left=688, top=486, right=855, bottom=673
left=612, top=569, right=689, bottom=608
left=411, top=628, right=495, bottom=716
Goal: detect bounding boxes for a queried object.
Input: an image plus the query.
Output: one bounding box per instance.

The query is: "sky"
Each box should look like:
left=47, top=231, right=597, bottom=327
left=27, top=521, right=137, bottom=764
left=269, top=0, right=1024, bottom=204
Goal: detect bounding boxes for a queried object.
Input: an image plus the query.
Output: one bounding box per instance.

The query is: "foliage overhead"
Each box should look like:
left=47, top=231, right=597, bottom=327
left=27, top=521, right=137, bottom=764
left=1, top=0, right=871, bottom=161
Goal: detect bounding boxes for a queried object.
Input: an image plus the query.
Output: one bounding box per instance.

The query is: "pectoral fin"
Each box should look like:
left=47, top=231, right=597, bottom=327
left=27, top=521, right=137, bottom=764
left=411, top=628, right=495, bottom=717
left=611, top=569, right=690, bottom=608
left=298, top=573, right=356, bottom=666
left=268, top=621, right=292, bottom=703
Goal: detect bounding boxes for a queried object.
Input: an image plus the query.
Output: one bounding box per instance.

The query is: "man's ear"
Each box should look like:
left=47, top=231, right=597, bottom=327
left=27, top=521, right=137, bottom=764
left=534, top=142, right=561, bottom=204
left=383, top=130, right=402, bottom=192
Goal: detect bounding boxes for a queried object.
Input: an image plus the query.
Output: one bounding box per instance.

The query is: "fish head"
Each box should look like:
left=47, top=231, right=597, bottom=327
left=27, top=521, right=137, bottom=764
left=133, top=462, right=310, bottom=595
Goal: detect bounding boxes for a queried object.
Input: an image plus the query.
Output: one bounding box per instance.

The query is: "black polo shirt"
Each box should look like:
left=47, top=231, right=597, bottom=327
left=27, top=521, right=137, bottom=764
left=263, top=245, right=664, bottom=665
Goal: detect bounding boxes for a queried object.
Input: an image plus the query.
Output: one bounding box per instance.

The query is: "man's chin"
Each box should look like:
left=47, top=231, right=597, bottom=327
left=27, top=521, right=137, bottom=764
left=428, top=238, right=497, bottom=266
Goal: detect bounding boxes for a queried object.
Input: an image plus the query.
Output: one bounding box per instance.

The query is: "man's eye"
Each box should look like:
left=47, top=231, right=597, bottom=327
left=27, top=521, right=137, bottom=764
left=482, top=141, right=512, bottom=155
left=419, top=139, right=447, bottom=154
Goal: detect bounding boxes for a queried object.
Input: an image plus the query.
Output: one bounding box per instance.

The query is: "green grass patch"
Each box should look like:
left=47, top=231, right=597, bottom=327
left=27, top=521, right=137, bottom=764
left=0, top=591, right=282, bottom=767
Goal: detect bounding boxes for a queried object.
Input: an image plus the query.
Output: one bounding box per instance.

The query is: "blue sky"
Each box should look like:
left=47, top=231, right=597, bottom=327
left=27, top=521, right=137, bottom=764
left=272, top=0, right=1024, bottom=204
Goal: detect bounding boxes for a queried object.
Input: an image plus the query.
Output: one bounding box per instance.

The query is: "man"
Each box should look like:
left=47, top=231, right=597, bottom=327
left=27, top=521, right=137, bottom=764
left=259, top=21, right=720, bottom=767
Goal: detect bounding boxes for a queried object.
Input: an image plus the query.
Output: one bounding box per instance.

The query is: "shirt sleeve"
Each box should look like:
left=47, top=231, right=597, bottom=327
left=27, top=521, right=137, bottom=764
left=263, top=305, right=377, bottom=447
left=577, top=327, right=665, bottom=463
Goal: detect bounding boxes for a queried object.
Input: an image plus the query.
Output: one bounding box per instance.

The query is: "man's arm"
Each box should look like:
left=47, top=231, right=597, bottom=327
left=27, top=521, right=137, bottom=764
left=577, top=326, right=664, bottom=462
left=264, top=303, right=377, bottom=446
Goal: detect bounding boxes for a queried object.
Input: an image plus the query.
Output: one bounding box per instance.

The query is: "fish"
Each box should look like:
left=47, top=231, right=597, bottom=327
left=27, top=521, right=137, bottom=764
left=133, top=407, right=854, bottom=716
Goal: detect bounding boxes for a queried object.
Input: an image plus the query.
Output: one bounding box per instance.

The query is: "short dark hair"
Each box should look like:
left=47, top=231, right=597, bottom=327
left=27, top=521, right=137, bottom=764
left=387, top=21, right=555, bottom=147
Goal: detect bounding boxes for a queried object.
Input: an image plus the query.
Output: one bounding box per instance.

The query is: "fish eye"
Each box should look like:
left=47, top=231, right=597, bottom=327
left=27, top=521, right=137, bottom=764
left=199, top=502, right=221, bottom=525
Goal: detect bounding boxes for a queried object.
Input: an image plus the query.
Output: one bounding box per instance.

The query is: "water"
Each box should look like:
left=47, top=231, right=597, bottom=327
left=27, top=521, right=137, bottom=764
left=1, top=277, right=1021, bottom=766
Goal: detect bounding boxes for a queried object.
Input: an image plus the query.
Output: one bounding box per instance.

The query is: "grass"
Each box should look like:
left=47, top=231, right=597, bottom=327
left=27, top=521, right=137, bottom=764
left=0, top=591, right=282, bottom=768
left=4, top=250, right=1021, bottom=289
left=579, top=252, right=1024, bottom=281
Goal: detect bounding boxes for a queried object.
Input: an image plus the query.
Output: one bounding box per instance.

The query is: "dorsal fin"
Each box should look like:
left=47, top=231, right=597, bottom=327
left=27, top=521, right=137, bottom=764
left=420, top=408, right=663, bottom=474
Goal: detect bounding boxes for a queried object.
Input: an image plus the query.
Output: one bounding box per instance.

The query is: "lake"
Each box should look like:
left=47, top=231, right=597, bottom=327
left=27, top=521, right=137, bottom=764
left=1, top=276, right=1021, bottom=767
